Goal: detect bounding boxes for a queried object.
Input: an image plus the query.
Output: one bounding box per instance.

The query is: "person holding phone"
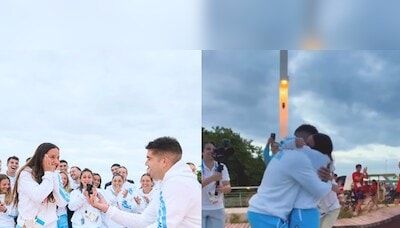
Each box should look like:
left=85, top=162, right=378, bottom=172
left=12, top=143, right=69, bottom=228
left=68, top=168, right=103, bottom=227
left=263, top=133, right=281, bottom=167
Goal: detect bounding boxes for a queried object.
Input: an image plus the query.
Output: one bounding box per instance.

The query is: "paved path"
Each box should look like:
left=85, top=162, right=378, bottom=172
left=225, top=205, right=400, bottom=228
left=334, top=206, right=400, bottom=227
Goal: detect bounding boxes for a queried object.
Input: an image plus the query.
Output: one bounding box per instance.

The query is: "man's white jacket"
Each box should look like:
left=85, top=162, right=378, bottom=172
left=105, top=160, right=201, bottom=228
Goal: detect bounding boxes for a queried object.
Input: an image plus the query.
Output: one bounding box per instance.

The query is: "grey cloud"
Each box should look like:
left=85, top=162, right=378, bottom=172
left=203, top=51, right=400, bottom=150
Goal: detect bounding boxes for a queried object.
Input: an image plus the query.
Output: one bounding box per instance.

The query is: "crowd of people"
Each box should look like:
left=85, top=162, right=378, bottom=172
left=0, top=136, right=201, bottom=228
left=2, top=128, right=399, bottom=228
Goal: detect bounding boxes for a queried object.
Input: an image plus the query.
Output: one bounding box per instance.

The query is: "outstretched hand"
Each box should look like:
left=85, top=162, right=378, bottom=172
left=85, top=188, right=109, bottom=213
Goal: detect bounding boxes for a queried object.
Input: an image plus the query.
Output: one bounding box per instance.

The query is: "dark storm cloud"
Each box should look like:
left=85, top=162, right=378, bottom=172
left=202, top=51, right=282, bottom=143
left=203, top=51, right=400, bottom=150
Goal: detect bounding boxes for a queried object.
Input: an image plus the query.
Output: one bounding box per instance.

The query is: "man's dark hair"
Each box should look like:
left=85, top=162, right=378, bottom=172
left=311, top=133, right=333, bottom=161
left=294, top=124, right=318, bottom=135
left=7, top=156, right=19, bottom=164
left=356, top=164, right=362, bottom=169
left=60, top=160, right=68, bottom=164
left=111, top=163, right=121, bottom=168
left=146, top=137, right=182, bottom=161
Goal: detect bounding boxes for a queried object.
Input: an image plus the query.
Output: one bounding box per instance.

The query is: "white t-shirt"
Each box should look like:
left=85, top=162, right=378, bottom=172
left=201, top=161, right=230, bottom=210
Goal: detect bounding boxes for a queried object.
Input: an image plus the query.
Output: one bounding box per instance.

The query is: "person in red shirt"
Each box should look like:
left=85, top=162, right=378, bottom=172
left=352, top=164, right=368, bottom=215
left=394, top=171, right=400, bottom=205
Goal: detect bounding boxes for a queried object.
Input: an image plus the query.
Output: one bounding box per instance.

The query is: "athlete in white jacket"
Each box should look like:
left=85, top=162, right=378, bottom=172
left=135, top=173, right=157, bottom=214
left=68, top=168, right=103, bottom=228
left=88, top=137, right=201, bottom=228
left=101, top=174, right=125, bottom=228
left=14, top=143, right=69, bottom=228
left=0, top=174, right=18, bottom=228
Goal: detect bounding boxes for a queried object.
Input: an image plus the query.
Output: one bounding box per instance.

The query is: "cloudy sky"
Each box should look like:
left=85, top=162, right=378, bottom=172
left=1, top=1, right=400, bottom=50
left=206, top=0, right=400, bottom=49
left=0, top=50, right=201, bottom=184
left=203, top=50, right=400, bottom=176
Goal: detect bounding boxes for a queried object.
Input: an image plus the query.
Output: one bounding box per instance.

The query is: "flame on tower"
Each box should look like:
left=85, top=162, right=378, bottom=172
left=279, top=50, right=289, bottom=138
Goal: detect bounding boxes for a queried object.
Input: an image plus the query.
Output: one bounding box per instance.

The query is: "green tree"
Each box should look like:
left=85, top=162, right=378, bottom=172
left=202, top=126, right=265, bottom=186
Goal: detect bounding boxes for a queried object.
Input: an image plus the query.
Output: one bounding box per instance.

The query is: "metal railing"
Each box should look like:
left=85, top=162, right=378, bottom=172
left=223, top=173, right=399, bottom=208
left=224, top=186, right=258, bottom=208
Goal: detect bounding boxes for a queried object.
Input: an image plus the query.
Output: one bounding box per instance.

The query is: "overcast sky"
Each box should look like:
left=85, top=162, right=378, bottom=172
left=1, top=1, right=399, bottom=49
left=203, top=50, right=400, bottom=176
left=206, top=0, right=400, bottom=49
left=0, top=50, right=201, bottom=184
left=0, top=1, right=201, bottom=49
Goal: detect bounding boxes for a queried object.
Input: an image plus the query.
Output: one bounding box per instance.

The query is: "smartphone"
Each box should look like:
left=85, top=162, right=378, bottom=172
left=87, top=184, right=93, bottom=195
left=270, top=133, right=276, bottom=141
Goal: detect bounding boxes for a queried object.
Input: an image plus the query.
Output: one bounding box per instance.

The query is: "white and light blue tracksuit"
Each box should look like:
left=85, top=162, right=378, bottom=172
left=289, top=147, right=332, bottom=228
left=248, top=147, right=332, bottom=228
left=68, top=188, right=103, bottom=228
left=0, top=202, right=18, bottom=228
left=104, top=161, right=201, bottom=227
left=263, top=137, right=334, bottom=228
left=16, top=168, right=69, bottom=228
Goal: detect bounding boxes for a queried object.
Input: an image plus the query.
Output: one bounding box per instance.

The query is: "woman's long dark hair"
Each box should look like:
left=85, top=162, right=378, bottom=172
left=12, top=143, right=59, bottom=206
left=311, top=133, right=333, bottom=161
left=79, top=168, right=93, bottom=192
